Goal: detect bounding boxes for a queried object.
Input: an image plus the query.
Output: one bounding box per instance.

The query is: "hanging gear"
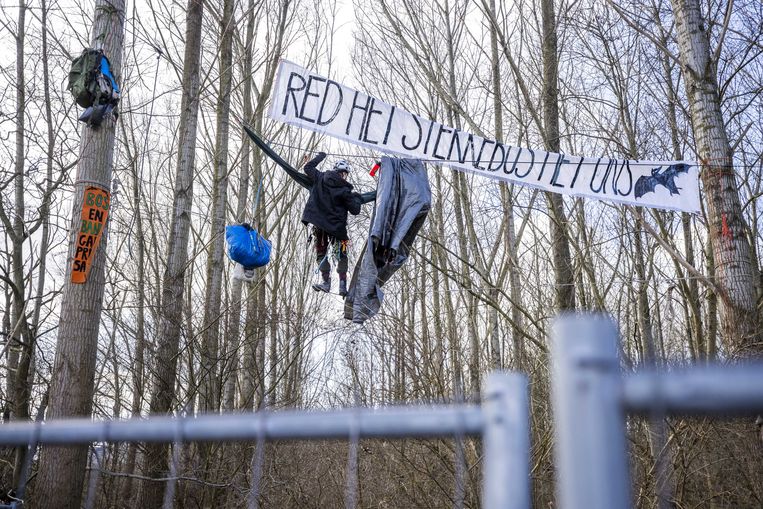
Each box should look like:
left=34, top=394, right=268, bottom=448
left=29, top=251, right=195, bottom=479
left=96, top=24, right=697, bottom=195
left=345, top=157, right=431, bottom=323
left=226, top=173, right=271, bottom=281
left=226, top=223, right=272, bottom=270
left=67, top=48, right=121, bottom=128
left=313, top=228, right=348, bottom=271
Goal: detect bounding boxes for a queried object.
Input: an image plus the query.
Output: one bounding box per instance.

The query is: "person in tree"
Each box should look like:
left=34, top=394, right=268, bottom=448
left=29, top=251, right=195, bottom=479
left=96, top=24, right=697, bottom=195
left=301, top=152, right=363, bottom=296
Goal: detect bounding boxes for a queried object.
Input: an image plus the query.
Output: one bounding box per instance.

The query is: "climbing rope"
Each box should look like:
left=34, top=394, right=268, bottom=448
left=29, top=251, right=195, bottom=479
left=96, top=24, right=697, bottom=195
left=252, top=174, right=264, bottom=225
left=261, top=139, right=748, bottom=168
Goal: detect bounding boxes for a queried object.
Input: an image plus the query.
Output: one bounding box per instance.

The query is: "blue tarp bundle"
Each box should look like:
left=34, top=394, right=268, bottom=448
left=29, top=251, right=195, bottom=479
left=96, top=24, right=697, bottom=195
left=226, top=224, right=272, bottom=269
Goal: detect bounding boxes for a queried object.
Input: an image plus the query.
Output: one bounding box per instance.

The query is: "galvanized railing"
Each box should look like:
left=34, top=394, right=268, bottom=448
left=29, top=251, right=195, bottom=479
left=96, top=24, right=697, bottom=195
left=0, top=373, right=530, bottom=509
left=3, top=314, right=762, bottom=509
left=552, top=314, right=763, bottom=509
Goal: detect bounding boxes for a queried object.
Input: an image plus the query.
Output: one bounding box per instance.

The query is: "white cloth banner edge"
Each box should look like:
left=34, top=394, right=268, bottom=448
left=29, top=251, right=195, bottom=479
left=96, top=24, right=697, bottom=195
left=267, top=59, right=701, bottom=214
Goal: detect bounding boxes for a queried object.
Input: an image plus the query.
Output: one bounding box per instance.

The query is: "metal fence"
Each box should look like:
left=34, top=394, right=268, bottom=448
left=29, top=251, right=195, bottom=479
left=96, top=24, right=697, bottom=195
left=552, top=314, right=763, bottom=509
left=0, top=373, right=530, bottom=509
left=2, top=314, right=762, bottom=509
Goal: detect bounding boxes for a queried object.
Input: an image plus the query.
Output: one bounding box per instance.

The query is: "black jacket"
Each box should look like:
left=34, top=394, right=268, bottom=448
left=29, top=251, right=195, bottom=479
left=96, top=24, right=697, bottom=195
left=301, top=153, right=362, bottom=240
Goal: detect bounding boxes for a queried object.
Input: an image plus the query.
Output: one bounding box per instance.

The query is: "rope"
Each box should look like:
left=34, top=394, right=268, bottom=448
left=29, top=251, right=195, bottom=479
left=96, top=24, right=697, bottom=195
left=75, top=179, right=110, bottom=190
left=262, top=140, right=726, bottom=168
left=314, top=252, right=330, bottom=275
left=251, top=174, right=264, bottom=224
left=335, top=240, right=350, bottom=261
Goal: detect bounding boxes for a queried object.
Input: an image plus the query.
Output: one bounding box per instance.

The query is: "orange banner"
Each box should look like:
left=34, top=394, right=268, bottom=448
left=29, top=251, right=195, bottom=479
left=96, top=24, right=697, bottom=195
left=71, top=186, right=110, bottom=284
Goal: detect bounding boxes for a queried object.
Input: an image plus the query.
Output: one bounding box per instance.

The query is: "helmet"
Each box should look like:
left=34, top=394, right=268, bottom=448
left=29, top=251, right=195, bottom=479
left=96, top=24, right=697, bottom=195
left=333, top=159, right=351, bottom=173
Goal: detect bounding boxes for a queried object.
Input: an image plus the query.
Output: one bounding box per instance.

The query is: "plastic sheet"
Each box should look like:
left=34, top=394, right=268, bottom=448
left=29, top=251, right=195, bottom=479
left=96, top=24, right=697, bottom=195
left=344, top=157, right=430, bottom=323
left=226, top=224, right=272, bottom=269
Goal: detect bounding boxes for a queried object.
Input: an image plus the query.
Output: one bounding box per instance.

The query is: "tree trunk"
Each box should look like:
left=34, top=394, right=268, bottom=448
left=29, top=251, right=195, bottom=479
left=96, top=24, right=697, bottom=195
left=118, top=115, right=147, bottom=504
left=140, top=0, right=204, bottom=506
left=1, top=283, right=10, bottom=422
left=429, top=238, right=446, bottom=392
left=267, top=261, right=279, bottom=406
left=671, top=0, right=759, bottom=353
left=223, top=0, right=257, bottom=412
left=242, top=279, right=267, bottom=410
left=200, top=0, right=234, bottom=416
left=706, top=247, right=718, bottom=359
left=443, top=0, right=480, bottom=396
left=33, top=1, right=125, bottom=506
left=9, top=0, right=33, bottom=487
left=29, top=0, right=58, bottom=381
left=488, top=0, right=503, bottom=370
left=655, top=20, right=706, bottom=361
left=433, top=170, right=464, bottom=396
left=505, top=190, right=525, bottom=368
left=541, top=0, right=575, bottom=311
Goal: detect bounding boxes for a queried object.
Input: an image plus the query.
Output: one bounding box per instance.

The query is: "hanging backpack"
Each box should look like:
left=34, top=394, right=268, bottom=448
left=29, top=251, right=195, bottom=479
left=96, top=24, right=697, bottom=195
left=226, top=223, right=272, bottom=269
left=68, top=49, right=121, bottom=126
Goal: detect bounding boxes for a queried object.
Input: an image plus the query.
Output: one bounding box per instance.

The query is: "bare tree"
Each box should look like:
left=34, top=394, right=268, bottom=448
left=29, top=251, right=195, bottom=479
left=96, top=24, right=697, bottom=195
left=0, top=1, right=32, bottom=486
left=140, top=0, right=204, bottom=505
left=541, top=0, right=575, bottom=311
left=200, top=0, right=235, bottom=417
left=670, top=0, right=760, bottom=353
left=0, top=0, right=758, bottom=505
left=223, top=0, right=259, bottom=413
left=33, top=0, right=125, bottom=506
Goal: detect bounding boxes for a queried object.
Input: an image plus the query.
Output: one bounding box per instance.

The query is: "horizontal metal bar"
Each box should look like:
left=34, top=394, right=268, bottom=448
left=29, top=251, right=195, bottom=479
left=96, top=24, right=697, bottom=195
left=623, top=363, right=763, bottom=415
left=0, top=404, right=485, bottom=446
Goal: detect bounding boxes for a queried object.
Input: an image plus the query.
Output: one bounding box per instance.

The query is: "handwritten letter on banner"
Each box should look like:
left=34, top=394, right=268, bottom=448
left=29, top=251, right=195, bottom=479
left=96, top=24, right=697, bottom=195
left=269, top=60, right=700, bottom=213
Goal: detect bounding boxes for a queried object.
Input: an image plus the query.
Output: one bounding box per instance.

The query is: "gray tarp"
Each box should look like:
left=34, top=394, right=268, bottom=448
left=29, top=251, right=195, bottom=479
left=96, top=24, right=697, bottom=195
left=344, top=157, right=431, bottom=323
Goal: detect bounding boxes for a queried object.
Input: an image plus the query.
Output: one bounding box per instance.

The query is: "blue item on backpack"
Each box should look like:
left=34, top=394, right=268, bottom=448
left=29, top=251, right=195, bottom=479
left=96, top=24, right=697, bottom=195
left=100, top=55, right=120, bottom=96
left=226, top=224, right=272, bottom=269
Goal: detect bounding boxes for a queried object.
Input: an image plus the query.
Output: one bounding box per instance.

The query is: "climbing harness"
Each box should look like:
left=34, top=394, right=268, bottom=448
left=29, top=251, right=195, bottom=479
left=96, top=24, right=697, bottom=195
left=309, top=228, right=349, bottom=276
left=226, top=175, right=272, bottom=282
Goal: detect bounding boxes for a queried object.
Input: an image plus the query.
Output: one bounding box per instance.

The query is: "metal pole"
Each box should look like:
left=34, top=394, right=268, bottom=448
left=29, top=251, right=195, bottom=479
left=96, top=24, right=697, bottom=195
left=0, top=405, right=485, bottom=446
left=623, top=364, right=763, bottom=415
left=551, top=314, right=629, bottom=509
left=482, top=372, right=530, bottom=509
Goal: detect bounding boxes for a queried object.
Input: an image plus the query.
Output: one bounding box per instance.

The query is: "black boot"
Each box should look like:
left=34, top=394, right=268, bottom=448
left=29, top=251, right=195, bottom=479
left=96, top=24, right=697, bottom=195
left=338, top=279, right=348, bottom=297
left=312, top=272, right=331, bottom=293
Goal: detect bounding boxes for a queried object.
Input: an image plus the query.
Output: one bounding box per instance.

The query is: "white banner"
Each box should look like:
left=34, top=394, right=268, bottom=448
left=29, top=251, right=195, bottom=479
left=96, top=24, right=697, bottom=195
left=268, top=60, right=700, bottom=213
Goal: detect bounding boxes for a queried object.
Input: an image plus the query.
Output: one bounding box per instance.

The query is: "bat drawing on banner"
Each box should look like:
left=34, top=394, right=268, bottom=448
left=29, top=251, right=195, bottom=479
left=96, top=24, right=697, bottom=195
left=634, top=163, right=690, bottom=198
